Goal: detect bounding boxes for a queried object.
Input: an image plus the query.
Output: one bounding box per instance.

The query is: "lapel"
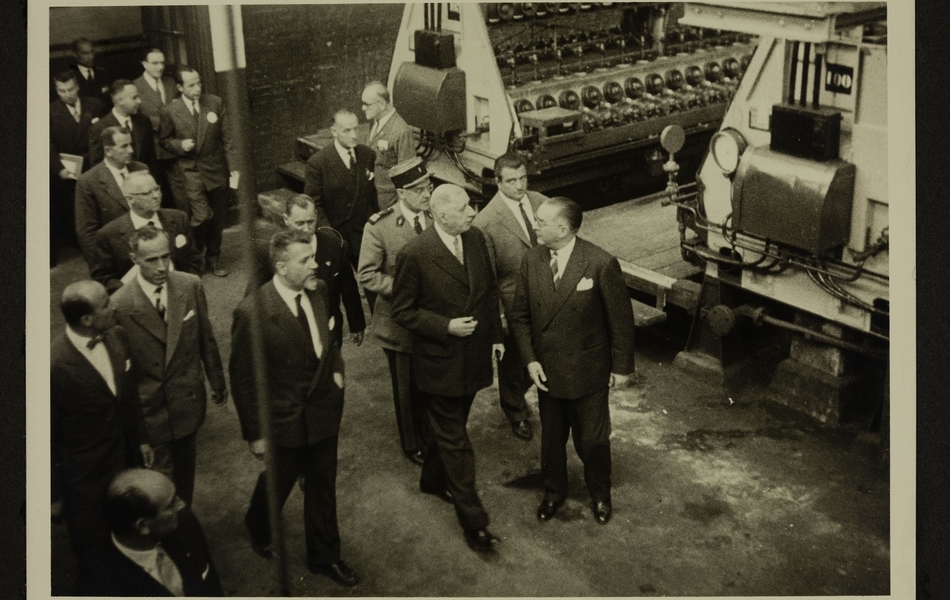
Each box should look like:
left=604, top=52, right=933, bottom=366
left=103, top=330, right=126, bottom=398
left=97, top=162, right=130, bottom=213
left=492, top=195, right=531, bottom=247
left=262, top=282, right=310, bottom=358
left=461, top=229, right=485, bottom=308
left=128, top=278, right=168, bottom=343
left=61, top=335, right=117, bottom=398
left=422, top=227, right=468, bottom=288
left=195, top=96, right=209, bottom=151
left=539, top=238, right=589, bottom=329
left=171, top=99, right=198, bottom=140
left=164, top=275, right=187, bottom=367
left=304, top=287, right=333, bottom=397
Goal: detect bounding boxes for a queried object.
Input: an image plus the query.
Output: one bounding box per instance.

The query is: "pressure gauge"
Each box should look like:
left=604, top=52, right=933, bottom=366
left=514, top=99, right=535, bottom=113
left=645, top=73, right=665, bottom=95
left=624, top=77, right=644, bottom=99
left=603, top=80, right=624, bottom=103
left=709, top=128, right=748, bottom=176
left=581, top=85, right=603, bottom=108
left=536, top=94, right=557, bottom=109
left=685, top=65, right=705, bottom=86
left=665, top=69, right=685, bottom=91
left=559, top=89, right=580, bottom=110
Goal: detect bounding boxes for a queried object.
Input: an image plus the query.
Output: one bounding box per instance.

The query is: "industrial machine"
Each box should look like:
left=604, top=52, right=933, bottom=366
left=658, top=2, right=889, bottom=425
left=388, top=3, right=756, bottom=196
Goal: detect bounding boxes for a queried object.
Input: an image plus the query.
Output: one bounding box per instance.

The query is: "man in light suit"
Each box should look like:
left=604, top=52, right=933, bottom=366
left=391, top=184, right=504, bottom=552
left=358, top=157, right=434, bottom=465
left=134, top=48, right=179, bottom=210
left=51, top=69, right=103, bottom=264
left=244, top=194, right=366, bottom=348
left=74, top=126, right=148, bottom=268
left=112, top=226, right=226, bottom=505
left=87, top=79, right=156, bottom=172
left=83, top=469, right=223, bottom=596
left=51, top=280, right=152, bottom=584
left=159, top=65, right=238, bottom=277
left=361, top=81, right=416, bottom=211
left=230, top=229, right=359, bottom=586
left=473, top=152, right=551, bottom=442
left=92, top=171, right=202, bottom=294
left=509, top=197, right=636, bottom=525
left=304, top=109, right=379, bottom=270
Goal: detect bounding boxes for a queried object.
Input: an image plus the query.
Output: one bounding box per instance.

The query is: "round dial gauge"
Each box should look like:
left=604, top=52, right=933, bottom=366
left=710, top=128, right=748, bottom=175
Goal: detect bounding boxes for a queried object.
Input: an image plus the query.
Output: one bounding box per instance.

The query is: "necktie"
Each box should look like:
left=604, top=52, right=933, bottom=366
left=191, top=101, right=199, bottom=121
left=155, top=545, right=183, bottom=597
left=348, top=149, right=356, bottom=170
left=155, top=286, right=165, bottom=320
left=68, top=104, right=80, bottom=123
left=86, top=334, right=104, bottom=350
left=295, top=293, right=322, bottom=357
left=413, top=215, right=422, bottom=235
left=550, top=250, right=560, bottom=288
left=453, top=236, right=464, bottom=265
left=124, top=119, right=135, bottom=147
left=147, top=220, right=156, bottom=228
left=519, top=201, right=538, bottom=246
left=369, top=120, right=379, bottom=140
left=156, top=77, right=166, bottom=105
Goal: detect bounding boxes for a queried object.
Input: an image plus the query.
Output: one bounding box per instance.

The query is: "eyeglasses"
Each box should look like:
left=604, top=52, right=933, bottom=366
left=361, top=98, right=381, bottom=107
left=407, top=182, right=434, bottom=194
left=127, top=187, right=162, bottom=197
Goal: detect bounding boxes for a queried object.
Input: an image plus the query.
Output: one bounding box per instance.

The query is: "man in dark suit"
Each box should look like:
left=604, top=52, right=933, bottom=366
left=50, top=69, right=102, bottom=264
left=51, top=280, right=153, bottom=584
left=509, top=197, right=636, bottom=525
left=112, top=226, right=226, bottom=505
left=87, top=79, right=157, bottom=171
left=361, top=81, right=416, bottom=211
left=391, top=183, right=504, bottom=552
left=159, top=65, right=238, bottom=277
left=473, top=152, right=551, bottom=442
left=230, top=229, right=359, bottom=586
left=304, top=109, right=379, bottom=270
left=82, top=469, right=223, bottom=596
left=245, top=193, right=366, bottom=348
left=358, top=157, right=433, bottom=465
left=134, top=48, right=179, bottom=210
left=74, top=125, right=148, bottom=268
left=69, top=38, right=111, bottom=115
left=92, top=171, right=202, bottom=293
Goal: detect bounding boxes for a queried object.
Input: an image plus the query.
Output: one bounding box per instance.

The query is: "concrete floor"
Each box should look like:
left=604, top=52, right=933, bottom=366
left=49, top=227, right=889, bottom=596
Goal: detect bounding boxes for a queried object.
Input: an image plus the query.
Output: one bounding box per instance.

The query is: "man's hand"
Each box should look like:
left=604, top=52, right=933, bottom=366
left=181, top=139, right=196, bottom=152
left=448, top=317, right=478, bottom=337
left=58, top=168, right=75, bottom=180
left=492, top=343, right=505, bottom=362
left=210, top=387, right=228, bottom=405
left=140, top=444, right=155, bottom=468
left=349, top=331, right=364, bottom=346
left=333, top=372, right=344, bottom=389
left=51, top=500, right=64, bottom=522
left=609, top=373, right=630, bottom=388
left=249, top=438, right=266, bottom=460
left=527, top=361, right=549, bottom=392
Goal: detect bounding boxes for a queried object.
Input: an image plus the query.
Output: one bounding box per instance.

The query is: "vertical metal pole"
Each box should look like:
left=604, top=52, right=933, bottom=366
left=799, top=42, right=811, bottom=106
left=812, top=53, right=822, bottom=108
left=209, top=6, right=290, bottom=596
left=788, top=40, right=799, bottom=104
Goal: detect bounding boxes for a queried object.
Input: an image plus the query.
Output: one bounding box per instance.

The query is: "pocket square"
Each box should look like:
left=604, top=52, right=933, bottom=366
left=576, top=277, right=594, bottom=291
left=328, top=316, right=336, bottom=331
left=201, top=563, right=210, bottom=580
left=183, top=309, right=196, bottom=321
left=125, top=359, right=131, bottom=371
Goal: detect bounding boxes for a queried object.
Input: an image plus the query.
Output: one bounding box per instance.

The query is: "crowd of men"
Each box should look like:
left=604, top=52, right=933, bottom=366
left=50, top=39, right=636, bottom=596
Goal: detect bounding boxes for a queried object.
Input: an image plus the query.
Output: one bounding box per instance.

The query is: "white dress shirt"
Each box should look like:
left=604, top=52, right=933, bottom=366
left=137, top=274, right=168, bottom=322
left=112, top=535, right=184, bottom=596
left=66, top=98, right=82, bottom=120
left=112, top=108, right=134, bottom=132
left=105, top=161, right=130, bottom=190
left=129, top=211, right=163, bottom=231
left=369, top=107, right=395, bottom=140
left=501, top=194, right=536, bottom=240
left=147, top=74, right=167, bottom=104
left=433, top=222, right=462, bottom=263
left=273, top=276, right=324, bottom=357
left=399, top=200, right=426, bottom=231
left=334, top=139, right=356, bottom=168
left=182, top=96, right=200, bottom=117
left=78, top=65, right=94, bottom=81
left=551, top=235, right=577, bottom=277
left=66, top=326, right=116, bottom=396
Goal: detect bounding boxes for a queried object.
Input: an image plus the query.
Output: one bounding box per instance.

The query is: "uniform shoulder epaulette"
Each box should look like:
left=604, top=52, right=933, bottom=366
left=368, top=206, right=395, bottom=225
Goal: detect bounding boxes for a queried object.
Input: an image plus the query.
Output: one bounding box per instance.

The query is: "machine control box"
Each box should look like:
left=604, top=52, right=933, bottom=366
left=393, top=62, right=466, bottom=134
left=770, top=103, right=842, bottom=162
left=732, top=145, right=855, bottom=255
left=414, top=29, right=456, bottom=69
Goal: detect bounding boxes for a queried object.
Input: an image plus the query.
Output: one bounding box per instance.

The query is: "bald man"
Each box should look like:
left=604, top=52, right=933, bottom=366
left=51, top=280, right=152, bottom=584
left=361, top=81, right=416, bottom=211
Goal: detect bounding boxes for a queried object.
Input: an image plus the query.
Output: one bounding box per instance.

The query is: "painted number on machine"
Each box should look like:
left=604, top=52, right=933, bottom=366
left=824, top=63, right=854, bottom=94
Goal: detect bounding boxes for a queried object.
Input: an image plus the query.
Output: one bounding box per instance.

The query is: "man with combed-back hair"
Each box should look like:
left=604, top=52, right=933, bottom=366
left=361, top=81, right=416, bottom=210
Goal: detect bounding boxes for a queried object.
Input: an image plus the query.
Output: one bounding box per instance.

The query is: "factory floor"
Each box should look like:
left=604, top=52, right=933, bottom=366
left=48, top=227, right=890, bottom=597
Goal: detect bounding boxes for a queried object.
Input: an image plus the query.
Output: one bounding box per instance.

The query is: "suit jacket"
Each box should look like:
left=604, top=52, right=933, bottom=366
left=133, top=73, right=179, bottom=160
left=74, top=160, right=149, bottom=266
left=81, top=509, right=223, bottom=597
left=50, top=96, right=103, bottom=176
left=69, top=63, right=111, bottom=114
left=365, top=110, right=415, bottom=210
left=51, top=326, right=145, bottom=508
left=357, top=205, right=432, bottom=352
left=510, top=236, right=636, bottom=399
left=304, top=143, right=379, bottom=229
left=391, top=225, right=503, bottom=397
left=112, top=272, right=226, bottom=446
left=87, top=110, right=157, bottom=170
left=230, top=279, right=346, bottom=447
left=472, top=190, right=549, bottom=315
left=92, top=208, right=202, bottom=294
left=159, top=95, right=234, bottom=193
left=244, top=221, right=366, bottom=343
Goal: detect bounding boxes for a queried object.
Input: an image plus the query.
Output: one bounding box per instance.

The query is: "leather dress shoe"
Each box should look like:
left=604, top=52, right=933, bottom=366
left=593, top=501, right=612, bottom=525
left=536, top=498, right=563, bottom=522
left=404, top=449, right=425, bottom=466
left=307, top=560, right=360, bottom=586
left=245, top=523, right=273, bottom=558
left=420, top=484, right=454, bottom=504
left=464, top=528, right=499, bottom=552
left=208, top=257, right=230, bottom=277
left=511, top=419, right=533, bottom=441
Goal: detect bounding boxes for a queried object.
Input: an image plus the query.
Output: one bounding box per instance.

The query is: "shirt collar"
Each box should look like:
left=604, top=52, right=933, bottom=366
left=399, top=200, right=424, bottom=226
left=552, top=235, right=577, bottom=260
left=104, top=160, right=129, bottom=179
left=272, top=274, right=305, bottom=310
left=112, top=107, right=132, bottom=127
left=129, top=210, right=161, bottom=230
left=183, top=96, right=199, bottom=111
left=112, top=533, right=159, bottom=572
left=433, top=221, right=459, bottom=249
left=334, top=139, right=354, bottom=165
left=375, top=107, right=395, bottom=131
left=65, top=326, right=97, bottom=354
left=136, top=272, right=164, bottom=297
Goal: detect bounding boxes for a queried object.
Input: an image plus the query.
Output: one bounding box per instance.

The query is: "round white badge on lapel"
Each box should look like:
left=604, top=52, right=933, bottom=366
left=206, top=111, right=218, bottom=124
left=377, top=139, right=390, bottom=151
left=175, top=234, right=187, bottom=248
